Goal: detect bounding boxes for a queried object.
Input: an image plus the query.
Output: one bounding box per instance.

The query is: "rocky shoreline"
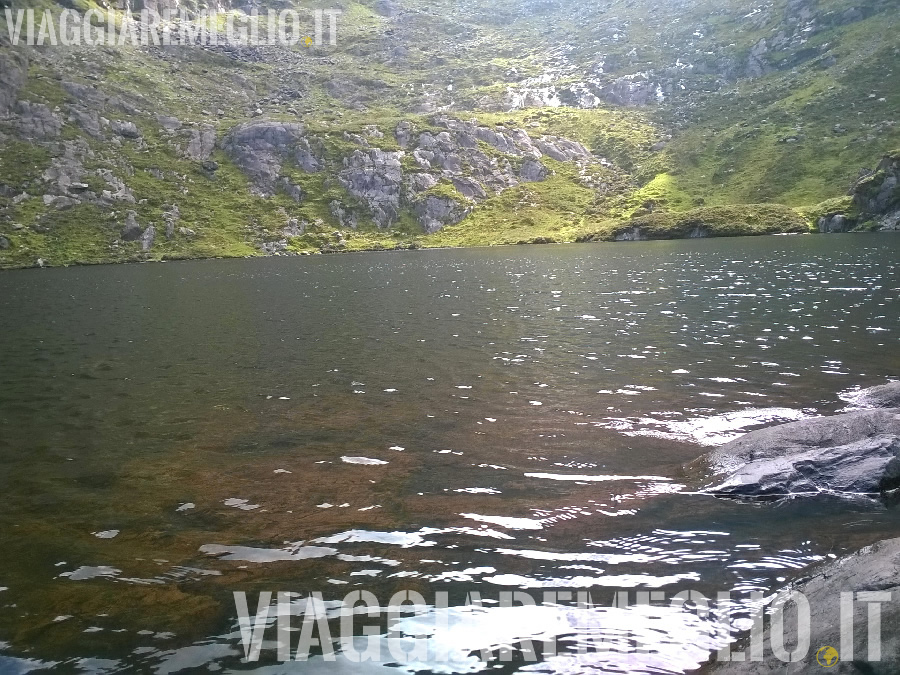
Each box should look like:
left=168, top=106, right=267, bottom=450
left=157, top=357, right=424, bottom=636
left=711, top=536, right=900, bottom=674
left=693, top=381, right=900, bottom=672
left=2, top=223, right=899, bottom=272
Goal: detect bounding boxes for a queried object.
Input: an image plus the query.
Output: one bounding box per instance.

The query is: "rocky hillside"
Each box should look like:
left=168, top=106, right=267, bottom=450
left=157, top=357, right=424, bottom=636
left=0, top=0, right=898, bottom=267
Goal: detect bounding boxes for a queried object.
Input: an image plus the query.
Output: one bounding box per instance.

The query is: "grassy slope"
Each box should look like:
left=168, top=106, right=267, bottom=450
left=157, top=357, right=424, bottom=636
left=0, top=0, right=898, bottom=268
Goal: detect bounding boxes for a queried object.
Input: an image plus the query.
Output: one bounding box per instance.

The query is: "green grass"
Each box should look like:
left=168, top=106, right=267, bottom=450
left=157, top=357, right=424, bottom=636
left=2, top=0, right=899, bottom=267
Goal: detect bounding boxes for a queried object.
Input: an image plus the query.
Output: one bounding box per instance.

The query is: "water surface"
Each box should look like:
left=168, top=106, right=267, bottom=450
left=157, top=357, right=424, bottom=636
left=0, top=234, right=898, bottom=673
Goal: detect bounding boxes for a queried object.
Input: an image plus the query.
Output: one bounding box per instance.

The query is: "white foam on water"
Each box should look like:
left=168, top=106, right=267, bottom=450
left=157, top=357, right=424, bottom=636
left=199, top=543, right=337, bottom=563
left=341, top=456, right=389, bottom=465
left=594, top=407, right=814, bottom=446
left=223, top=498, right=260, bottom=510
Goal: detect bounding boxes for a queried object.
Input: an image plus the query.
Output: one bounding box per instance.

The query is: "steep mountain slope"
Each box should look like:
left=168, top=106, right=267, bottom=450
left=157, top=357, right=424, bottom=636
left=0, top=0, right=897, bottom=268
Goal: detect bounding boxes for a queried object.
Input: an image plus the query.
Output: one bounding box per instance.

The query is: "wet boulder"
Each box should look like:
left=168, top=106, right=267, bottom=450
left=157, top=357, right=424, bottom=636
left=713, top=537, right=900, bottom=674
left=851, top=381, right=900, bottom=409
left=700, top=408, right=900, bottom=500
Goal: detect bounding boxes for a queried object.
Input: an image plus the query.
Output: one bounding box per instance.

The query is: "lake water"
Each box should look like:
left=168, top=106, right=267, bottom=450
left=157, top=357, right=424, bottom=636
left=0, top=234, right=898, bottom=674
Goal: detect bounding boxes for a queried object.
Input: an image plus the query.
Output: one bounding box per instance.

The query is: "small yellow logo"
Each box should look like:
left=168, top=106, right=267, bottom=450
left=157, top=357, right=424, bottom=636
left=816, top=646, right=839, bottom=667
left=302, top=36, right=313, bottom=47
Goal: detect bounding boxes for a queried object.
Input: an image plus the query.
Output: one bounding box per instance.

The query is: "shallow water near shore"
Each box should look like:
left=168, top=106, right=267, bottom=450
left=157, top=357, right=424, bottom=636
left=0, top=234, right=899, bottom=673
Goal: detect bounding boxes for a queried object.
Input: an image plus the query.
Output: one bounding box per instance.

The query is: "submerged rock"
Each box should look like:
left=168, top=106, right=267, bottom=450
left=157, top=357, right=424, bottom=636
left=700, top=408, right=900, bottom=500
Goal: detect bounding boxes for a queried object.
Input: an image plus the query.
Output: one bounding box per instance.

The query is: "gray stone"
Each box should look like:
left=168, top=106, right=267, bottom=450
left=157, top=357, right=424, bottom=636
left=221, top=121, right=306, bottom=195
left=279, top=177, right=303, bottom=203
left=330, top=201, right=359, bottom=230
left=406, top=172, right=438, bottom=196
left=97, top=170, right=135, bottom=204
left=519, top=159, right=548, bottom=182
left=42, top=195, right=78, bottom=210
left=451, top=177, right=486, bottom=200
left=61, top=81, right=107, bottom=108
left=178, top=227, right=196, bottom=237
left=0, top=51, right=27, bottom=114
left=746, top=38, right=770, bottom=78
left=374, top=0, right=398, bottom=17
left=0, top=236, right=9, bottom=250
left=413, top=196, right=469, bottom=234
left=294, top=138, right=322, bottom=172
left=687, top=226, right=709, bottom=238
left=818, top=213, right=850, bottom=233
left=121, top=211, right=143, bottom=241
left=260, top=239, right=288, bottom=254
left=283, top=218, right=306, bottom=237
left=156, top=115, right=182, bottom=132
left=852, top=153, right=900, bottom=229
left=111, top=120, right=141, bottom=139
left=338, top=149, right=403, bottom=228
left=15, top=101, right=63, bottom=139
left=700, top=409, right=900, bottom=500
left=712, top=537, right=900, bottom=674
left=140, top=225, right=156, bottom=251
left=186, top=124, right=216, bottom=161
left=850, top=381, right=900, bottom=409
left=615, top=226, right=649, bottom=241
left=603, top=74, right=661, bottom=106
left=395, top=121, right=414, bottom=148
left=163, top=204, right=180, bottom=239
left=69, top=108, right=102, bottom=137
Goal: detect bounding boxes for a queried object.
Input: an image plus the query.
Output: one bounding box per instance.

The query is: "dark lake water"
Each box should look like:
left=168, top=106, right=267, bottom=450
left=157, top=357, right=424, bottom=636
left=0, top=234, right=898, bottom=674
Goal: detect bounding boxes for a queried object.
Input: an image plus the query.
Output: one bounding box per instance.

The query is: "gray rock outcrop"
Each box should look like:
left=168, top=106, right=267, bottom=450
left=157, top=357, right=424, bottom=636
left=163, top=204, right=180, bottom=239
left=221, top=121, right=307, bottom=195
left=520, top=159, right=548, bottom=182
left=852, top=153, right=900, bottom=231
left=713, top=537, right=900, bottom=674
left=111, top=120, right=141, bottom=139
left=140, top=225, right=156, bottom=251
left=186, top=124, right=216, bottom=161
left=700, top=408, right=900, bottom=500
left=156, top=115, right=182, bottom=132
left=338, top=149, right=404, bottom=228
left=15, top=102, right=62, bottom=139
left=817, top=213, right=850, bottom=233
left=0, top=51, right=27, bottom=114
left=413, top=196, right=469, bottom=234
left=849, top=381, right=900, bottom=410
left=219, top=115, right=598, bottom=233
left=615, top=226, right=649, bottom=241
left=121, top=211, right=143, bottom=241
